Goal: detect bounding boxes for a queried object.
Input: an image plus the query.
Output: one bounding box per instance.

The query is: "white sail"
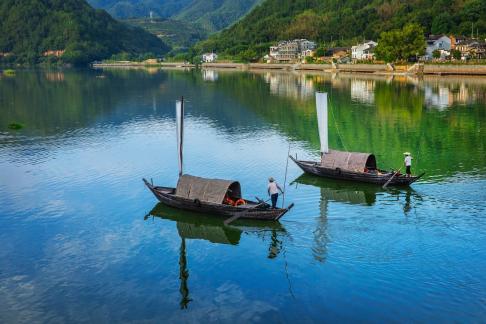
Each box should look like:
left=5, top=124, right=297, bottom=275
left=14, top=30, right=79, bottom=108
left=316, top=92, right=329, bottom=154
left=176, top=99, right=184, bottom=176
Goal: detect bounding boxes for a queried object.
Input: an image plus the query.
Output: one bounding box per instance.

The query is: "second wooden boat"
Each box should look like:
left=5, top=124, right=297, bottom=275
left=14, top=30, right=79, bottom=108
left=291, top=93, right=424, bottom=186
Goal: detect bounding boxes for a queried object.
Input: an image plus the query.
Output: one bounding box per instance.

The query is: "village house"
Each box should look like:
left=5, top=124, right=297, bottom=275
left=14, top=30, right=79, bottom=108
left=450, top=35, right=468, bottom=50
left=351, top=41, right=377, bottom=60
left=325, top=47, right=350, bottom=59
left=455, top=39, right=486, bottom=59
left=43, top=50, right=65, bottom=57
left=202, top=52, right=218, bottom=63
left=425, top=35, right=451, bottom=60
left=301, top=49, right=315, bottom=60
left=267, top=39, right=316, bottom=63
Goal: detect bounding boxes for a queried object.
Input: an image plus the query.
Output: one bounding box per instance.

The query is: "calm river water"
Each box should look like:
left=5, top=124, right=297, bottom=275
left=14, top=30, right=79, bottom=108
left=1, top=68, right=485, bottom=322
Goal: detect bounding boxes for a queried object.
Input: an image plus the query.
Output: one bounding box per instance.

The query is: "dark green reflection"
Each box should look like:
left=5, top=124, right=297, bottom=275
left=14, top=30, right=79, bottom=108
left=146, top=203, right=288, bottom=308
left=205, top=71, right=485, bottom=179
left=0, top=69, right=168, bottom=135
left=1, top=69, right=484, bottom=179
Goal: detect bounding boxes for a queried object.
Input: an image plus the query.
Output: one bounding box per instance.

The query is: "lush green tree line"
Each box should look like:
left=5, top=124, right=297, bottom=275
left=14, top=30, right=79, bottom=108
left=0, top=0, right=170, bottom=65
left=195, top=0, right=486, bottom=59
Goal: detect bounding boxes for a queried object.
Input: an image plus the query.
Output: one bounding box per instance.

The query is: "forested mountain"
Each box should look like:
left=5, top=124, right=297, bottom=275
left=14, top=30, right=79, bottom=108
left=174, top=0, right=261, bottom=33
left=196, top=0, right=486, bottom=56
left=88, top=0, right=192, bottom=19
left=126, top=18, right=206, bottom=50
left=88, top=0, right=261, bottom=33
left=0, top=0, right=170, bottom=64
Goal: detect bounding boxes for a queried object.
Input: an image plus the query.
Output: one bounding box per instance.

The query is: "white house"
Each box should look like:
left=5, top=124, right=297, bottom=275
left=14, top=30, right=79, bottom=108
left=299, top=39, right=317, bottom=51
left=202, top=53, right=218, bottom=63
left=351, top=41, right=378, bottom=60
left=301, top=49, right=315, bottom=58
left=267, top=39, right=316, bottom=62
left=425, top=35, right=451, bottom=60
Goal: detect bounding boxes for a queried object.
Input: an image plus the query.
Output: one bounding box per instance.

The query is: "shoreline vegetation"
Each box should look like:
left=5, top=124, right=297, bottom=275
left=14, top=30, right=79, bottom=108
left=91, top=62, right=486, bottom=76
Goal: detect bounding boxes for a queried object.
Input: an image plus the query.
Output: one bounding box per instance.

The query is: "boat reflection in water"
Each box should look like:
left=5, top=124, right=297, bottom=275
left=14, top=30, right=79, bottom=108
left=293, top=173, right=422, bottom=209
left=292, top=174, right=422, bottom=262
left=145, top=203, right=288, bottom=308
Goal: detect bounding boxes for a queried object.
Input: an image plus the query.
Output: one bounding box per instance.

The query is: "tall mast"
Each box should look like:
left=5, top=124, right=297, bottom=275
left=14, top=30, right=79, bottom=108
left=176, top=97, right=184, bottom=177
left=316, top=92, right=329, bottom=155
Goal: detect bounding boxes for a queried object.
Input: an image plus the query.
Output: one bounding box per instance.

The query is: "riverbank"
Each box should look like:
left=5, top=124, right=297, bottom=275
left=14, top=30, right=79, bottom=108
left=92, top=62, right=486, bottom=76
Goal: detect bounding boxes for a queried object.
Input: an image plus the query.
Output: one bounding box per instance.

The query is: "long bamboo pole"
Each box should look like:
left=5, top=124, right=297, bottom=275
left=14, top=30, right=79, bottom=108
left=282, top=143, right=291, bottom=208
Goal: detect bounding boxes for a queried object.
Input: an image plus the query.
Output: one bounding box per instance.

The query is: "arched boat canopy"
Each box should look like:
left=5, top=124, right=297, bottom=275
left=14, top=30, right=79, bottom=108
left=321, top=149, right=377, bottom=172
left=175, top=174, right=242, bottom=204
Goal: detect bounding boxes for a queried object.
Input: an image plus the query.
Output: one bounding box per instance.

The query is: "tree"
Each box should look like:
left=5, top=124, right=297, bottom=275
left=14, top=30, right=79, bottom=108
left=431, top=13, right=452, bottom=34
left=451, top=49, right=462, bottom=60
left=432, top=49, right=441, bottom=59
left=237, top=48, right=258, bottom=63
left=305, top=56, right=314, bottom=64
left=284, top=10, right=323, bottom=40
left=315, top=47, right=326, bottom=57
left=375, top=24, right=426, bottom=62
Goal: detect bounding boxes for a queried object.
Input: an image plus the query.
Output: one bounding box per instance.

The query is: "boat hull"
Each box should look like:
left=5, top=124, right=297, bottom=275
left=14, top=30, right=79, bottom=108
left=143, top=179, right=292, bottom=221
left=290, top=156, right=424, bottom=186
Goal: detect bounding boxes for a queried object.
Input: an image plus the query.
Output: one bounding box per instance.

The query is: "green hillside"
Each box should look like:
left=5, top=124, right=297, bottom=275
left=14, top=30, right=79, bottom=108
left=174, top=0, right=261, bottom=33
left=125, top=18, right=207, bottom=51
left=196, top=0, right=486, bottom=56
left=0, top=0, right=170, bottom=65
left=88, top=0, right=262, bottom=34
left=87, top=0, right=193, bottom=19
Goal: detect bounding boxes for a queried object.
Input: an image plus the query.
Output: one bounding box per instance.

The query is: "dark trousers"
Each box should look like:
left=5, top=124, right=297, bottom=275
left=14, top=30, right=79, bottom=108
left=271, top=193, right=279, bottom=208
left=406, top=165, right=411, bottom=175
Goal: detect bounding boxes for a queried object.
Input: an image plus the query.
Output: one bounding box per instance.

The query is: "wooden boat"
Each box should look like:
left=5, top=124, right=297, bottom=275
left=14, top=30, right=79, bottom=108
left=144, top=175, right=293, bottom=221
left=144, top=97, right=294, bottom=221
left=291, top=93, right=424, bottom=186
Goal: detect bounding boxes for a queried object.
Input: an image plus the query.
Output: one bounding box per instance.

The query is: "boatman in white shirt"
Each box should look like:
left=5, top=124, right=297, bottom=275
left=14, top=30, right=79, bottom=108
left=268, top=177, right=284, bottom=209
left=404, top=152, right=413, bottom=177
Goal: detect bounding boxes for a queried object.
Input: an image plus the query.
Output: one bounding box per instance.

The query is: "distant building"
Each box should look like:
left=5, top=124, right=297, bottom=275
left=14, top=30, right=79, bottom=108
left=325, top=47, right=350, bottom=59
left=301, top=49, right=315, bottom=58
left=455, top=40, right=486, bottom=59
left=351, top=41, right=377, bottom=60
left=425, top=35, right=451, bottom=60
left=450, top=35, right=468, bottom=50
left=268, top=39, right=316, bottom=63
left=202, top=53, right=218, bottom=63
left=43, top=50, right=65, bottom=57
left=144, top=58, right=158, bottom=65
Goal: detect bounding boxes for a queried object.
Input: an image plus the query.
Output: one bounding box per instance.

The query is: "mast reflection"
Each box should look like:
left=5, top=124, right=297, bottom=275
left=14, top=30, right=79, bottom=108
left=145, top=203, right=288, bottom=308
left=292, top=174, right=422, bottom=262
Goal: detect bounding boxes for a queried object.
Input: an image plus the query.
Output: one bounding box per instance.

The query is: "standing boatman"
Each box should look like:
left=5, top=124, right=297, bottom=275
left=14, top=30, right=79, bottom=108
left=268, top=177, right=284, bottom=209
left=404, top=152, right=413, bottom=177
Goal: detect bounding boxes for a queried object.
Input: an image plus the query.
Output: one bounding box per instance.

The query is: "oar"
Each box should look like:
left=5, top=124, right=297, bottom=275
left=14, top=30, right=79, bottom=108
left=224, top=200, right=268, bottom=226
left=255, top=196, right=271, bottom=205
left=383, top=167, right=402, bottom=189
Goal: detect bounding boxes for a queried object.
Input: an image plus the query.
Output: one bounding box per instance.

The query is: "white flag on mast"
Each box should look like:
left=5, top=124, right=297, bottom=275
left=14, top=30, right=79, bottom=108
left=176, top=99, right=184, bottom=176
left=316, top=92, right=329, bottom=154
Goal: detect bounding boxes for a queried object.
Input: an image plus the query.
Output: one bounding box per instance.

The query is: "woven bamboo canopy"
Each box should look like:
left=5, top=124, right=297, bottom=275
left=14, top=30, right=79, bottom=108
left=176, top=174, right=242, bottom=204
left=321, top=149, right=377, bottom=172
